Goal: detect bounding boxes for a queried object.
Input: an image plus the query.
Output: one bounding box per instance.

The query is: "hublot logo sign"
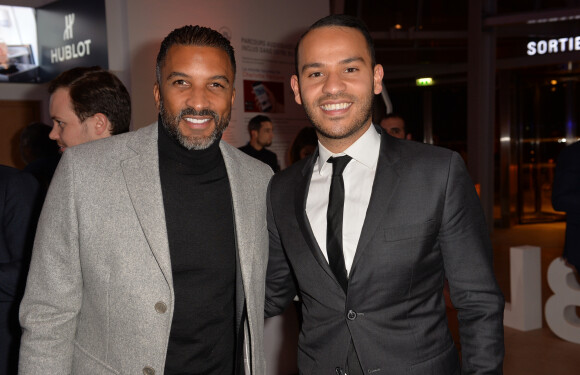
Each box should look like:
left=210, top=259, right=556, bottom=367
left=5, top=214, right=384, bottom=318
left=50, top=13, right=92, bottom=64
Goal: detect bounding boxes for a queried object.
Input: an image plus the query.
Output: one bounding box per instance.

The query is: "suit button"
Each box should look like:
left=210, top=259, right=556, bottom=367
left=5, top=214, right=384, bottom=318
left=154, top=301, right=167, bottom=314
left=347, top=310, right=357, bottom=320
left=335, top=367, right=343, bottom=375
left=143, top=366, right=155, bottom=375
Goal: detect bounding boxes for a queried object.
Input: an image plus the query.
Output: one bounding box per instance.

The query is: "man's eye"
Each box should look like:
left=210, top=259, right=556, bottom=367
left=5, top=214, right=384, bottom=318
left=210, top=82, right=225, bottom=88
left=174, top=79, right=188, bottom=86
left=345, top=67, right=358, bottom=73
left=308, top=72, right=323, bottom=78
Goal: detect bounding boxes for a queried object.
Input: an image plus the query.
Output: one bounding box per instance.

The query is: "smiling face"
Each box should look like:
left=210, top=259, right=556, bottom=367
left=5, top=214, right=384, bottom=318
left=154, top=44, right=235, bottom=150
left=291, top=26, right=383, bottom=153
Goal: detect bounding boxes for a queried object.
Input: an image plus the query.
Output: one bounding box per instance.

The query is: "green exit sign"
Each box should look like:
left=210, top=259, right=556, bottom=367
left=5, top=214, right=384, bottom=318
left=416, top=77, right=434, bottom=86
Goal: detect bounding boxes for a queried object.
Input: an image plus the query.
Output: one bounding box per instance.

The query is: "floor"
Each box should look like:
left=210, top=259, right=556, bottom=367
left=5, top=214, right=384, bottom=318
left=490, top=222, right=580, bottom=375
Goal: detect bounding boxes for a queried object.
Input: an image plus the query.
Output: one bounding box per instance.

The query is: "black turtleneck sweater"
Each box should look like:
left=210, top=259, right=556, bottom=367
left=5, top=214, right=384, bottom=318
left=158, top=122, right=236, bottom=375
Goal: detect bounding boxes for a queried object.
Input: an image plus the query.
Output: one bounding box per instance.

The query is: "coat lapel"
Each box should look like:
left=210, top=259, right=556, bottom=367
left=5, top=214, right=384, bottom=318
left=219, top=142, right=259, bottom=318
left=351, top=132, right=401, bottom=273
left=121, top=123, right=173, bottom=287
left=295, top=152, right=341, bottom=287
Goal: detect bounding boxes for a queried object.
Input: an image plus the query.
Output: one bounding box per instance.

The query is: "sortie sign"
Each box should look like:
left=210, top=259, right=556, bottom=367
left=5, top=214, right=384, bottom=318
left=527, top=36, right=580, bottom=56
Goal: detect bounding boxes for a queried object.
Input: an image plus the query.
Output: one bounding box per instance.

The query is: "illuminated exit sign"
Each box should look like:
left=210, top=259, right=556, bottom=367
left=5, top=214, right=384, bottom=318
left=416, top=77, right=434, bottom=86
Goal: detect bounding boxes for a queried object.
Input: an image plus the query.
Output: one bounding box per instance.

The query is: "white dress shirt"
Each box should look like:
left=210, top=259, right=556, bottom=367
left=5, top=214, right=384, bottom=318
left=306, top=124, right=381, bottom=276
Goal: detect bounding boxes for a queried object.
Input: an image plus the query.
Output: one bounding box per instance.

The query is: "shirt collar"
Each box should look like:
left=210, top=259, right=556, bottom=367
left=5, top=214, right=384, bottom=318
left=315, top=124, right=381, bottom=175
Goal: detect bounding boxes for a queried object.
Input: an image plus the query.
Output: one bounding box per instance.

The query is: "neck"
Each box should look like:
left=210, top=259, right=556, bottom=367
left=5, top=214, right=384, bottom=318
left=317, top=122, right=372, bottom=154
left=249, top=139, right=263, bottom=151
left=158, top=120, right=222, bottom=174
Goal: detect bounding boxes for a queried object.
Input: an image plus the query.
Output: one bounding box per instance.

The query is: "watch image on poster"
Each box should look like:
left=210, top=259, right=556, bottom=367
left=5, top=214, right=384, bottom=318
left=244, top=80, right=285, bottom=113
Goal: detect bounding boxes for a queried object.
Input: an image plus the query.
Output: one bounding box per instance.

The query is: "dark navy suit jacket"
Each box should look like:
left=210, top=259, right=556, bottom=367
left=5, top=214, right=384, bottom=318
left=0, top=165, right=40, bottom=374
left=552, top=141, right=580, bottom=270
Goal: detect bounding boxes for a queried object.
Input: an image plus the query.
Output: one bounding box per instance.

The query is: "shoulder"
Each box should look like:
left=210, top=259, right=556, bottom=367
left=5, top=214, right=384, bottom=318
left=56, top=124, right=157, bottom=183
left=0, top=165, right=39, bottom=189
left=0, top=166, right=40, bottom=210
left=221, top=141, right=274, bottom=178
left=238, top=143, right=252, bottom=153
left=66, top=123, right=156, bottom=162
left=271, top=155, right=310, bottom=187
left=386, top=136, right=459, bottom=169
left=558, top=140, right=580, bottom=161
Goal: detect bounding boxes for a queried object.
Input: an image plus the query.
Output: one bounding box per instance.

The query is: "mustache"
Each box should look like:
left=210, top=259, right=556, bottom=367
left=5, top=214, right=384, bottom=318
left=315, top=93, right=356, bottom=104
left=178, top=107, right=219, bottom=120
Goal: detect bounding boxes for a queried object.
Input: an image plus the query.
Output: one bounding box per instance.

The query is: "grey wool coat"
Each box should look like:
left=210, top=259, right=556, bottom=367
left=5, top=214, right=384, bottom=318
left=19, top=123, right=272, bottom=374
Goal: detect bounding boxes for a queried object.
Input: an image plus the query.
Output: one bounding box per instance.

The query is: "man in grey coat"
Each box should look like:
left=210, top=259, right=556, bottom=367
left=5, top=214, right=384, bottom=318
left=19, top=25, right=271, bottom=374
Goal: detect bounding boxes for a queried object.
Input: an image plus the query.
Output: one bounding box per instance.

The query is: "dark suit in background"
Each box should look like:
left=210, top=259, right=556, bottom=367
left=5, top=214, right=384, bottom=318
left=552, top=140, right=580, bottom=271
left=239, top=143, right=280, bottom=173
left=0, top=165, right=40, bottom=374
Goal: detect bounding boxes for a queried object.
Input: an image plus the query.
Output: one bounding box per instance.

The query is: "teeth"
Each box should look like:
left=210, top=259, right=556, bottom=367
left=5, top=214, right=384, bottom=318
left=184, top=118, right=210, bottom=124
left=321, top=102, right=351, bottom=111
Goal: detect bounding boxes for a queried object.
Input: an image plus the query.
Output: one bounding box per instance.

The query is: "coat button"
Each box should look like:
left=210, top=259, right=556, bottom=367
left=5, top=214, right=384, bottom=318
left=347, top=309, right=357, bottom=320
left=143, top=366, right=155, bottom=375
left=335, top=367, right=343, bottom=375
left=154, top=301, right=167, bottom=314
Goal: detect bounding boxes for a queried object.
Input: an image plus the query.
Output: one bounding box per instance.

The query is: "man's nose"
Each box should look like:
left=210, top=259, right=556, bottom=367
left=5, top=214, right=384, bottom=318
left=322, top=72, right=346, bottom=95
left=49, top=126, right=59, bottom=140
left=186, top=87, right=210, bottom=111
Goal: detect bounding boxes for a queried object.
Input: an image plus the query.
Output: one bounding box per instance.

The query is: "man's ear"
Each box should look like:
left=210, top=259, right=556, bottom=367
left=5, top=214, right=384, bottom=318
left=92, top=113, right=111, bottom=137
left=153, top=82, right=161, bottom=111
left=290, top=75, right=302, bottom=105
left=373, top=64, right=384, bottom=95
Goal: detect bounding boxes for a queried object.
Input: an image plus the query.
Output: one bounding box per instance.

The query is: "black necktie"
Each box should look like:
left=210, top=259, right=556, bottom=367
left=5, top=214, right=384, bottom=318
left=326, top=155, right=352, bottom=292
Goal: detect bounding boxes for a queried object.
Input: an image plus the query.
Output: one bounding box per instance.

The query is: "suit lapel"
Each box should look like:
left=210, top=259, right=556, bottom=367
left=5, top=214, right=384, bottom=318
left=351, top=132, right=401, bottom=273
left=295, top=152, right=342, bottom=287
left=220, top=142, right=257, bottom=321
left=121, top=123, right=173, bottom=287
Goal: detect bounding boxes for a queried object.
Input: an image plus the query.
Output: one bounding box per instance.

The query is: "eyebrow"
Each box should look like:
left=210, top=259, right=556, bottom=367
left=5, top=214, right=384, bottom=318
left=166, top=71, right=231, bottom=84
left=166, top=71, right=189, bottom=81
left=300, top=56, right=366, bottom=74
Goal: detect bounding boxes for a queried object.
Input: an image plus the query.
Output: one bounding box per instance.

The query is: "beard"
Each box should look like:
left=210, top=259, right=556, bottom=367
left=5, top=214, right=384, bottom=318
left=302, top=91, right=373, bottom=141
left=159, top=96, right=230, bottom=150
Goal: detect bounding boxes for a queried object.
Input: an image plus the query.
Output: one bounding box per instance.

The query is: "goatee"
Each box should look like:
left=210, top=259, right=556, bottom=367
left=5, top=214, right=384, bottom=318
left=159, top=97, right=230, bottom=150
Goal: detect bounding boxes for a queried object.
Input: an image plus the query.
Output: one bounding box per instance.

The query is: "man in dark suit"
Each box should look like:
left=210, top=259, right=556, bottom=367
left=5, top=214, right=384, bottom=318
left=0, top=166, right=40, bottom=374
left=265, top=14, right=505, bottom=375
left=552, top=140, right=580, bottom=274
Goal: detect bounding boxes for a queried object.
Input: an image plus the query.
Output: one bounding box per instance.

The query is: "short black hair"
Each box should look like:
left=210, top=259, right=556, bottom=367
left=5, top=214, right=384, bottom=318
left=48, top=66, right=131, bottom=135
left=248, top=114, right=271, bottom=134
left=156, top=25, right=236, bottom=83
left=294, top=14, right=376, bottom=76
